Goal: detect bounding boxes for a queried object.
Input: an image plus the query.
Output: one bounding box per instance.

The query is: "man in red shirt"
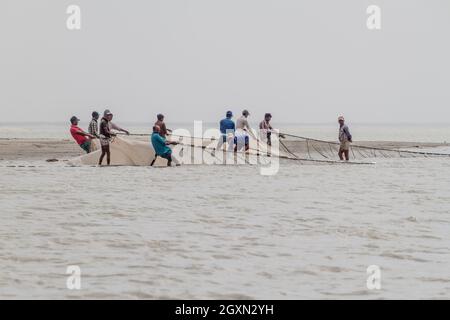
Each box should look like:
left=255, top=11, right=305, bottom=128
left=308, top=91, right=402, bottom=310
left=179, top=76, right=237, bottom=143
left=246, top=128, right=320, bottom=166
left=70, top=116, right=95, bottom=153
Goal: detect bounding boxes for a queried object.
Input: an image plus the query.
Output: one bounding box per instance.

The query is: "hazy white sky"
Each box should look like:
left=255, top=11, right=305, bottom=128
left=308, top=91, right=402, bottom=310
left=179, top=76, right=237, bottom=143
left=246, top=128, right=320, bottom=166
left=1, top=0, right=449, bottom=123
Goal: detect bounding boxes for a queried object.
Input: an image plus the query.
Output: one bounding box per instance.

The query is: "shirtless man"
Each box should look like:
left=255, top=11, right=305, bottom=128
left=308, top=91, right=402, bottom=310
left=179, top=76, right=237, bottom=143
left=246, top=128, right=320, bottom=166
left=235, top=109, right=256, bottom=151
left=154, top=114, right=172, bottom=138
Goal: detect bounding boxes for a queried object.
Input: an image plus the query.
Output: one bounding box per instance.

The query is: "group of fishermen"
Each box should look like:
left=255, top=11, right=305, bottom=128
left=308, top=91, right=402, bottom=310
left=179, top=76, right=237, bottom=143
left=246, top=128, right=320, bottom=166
left=70, top=109, right=129, bottom=165
left=70, top=109, right=353, bottom=166
left=218, top=110, right=274, bottom=151
left=217, top=110, right=352, bottom=160
left=70, top=109, right=174, bottom=165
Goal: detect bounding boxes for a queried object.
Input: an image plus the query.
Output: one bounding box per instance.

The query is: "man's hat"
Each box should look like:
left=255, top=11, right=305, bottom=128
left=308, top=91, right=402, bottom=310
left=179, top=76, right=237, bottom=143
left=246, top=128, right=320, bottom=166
left=338, top=116, right=345, bottom=121
left=70, top=116, right=80, bottom=124
left=104, top=109, right=113, bottom=116
left=242, top=109, right=250, bottom=116
left=226, top=111, right=233, bottom=117
left=265, top=113, right=272, bottom=118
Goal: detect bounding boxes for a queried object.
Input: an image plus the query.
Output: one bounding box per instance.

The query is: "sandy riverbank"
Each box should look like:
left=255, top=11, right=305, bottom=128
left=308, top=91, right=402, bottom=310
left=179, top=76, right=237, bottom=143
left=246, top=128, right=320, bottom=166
left=0, top=139, right=82, bottom=161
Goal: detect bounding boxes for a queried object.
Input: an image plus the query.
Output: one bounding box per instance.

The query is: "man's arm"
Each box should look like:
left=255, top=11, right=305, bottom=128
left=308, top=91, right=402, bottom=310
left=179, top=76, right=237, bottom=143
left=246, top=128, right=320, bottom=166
left=345, top=126, right=352, bottom=142
left=244, top=119, right=257, bottom=139
left=76, top=130, right=95, bottom=139
left=162, top=123, right=172, bottom=134
left=111, top=122, right=130, bottom=135
left=155, top=134, right=177, bottom=146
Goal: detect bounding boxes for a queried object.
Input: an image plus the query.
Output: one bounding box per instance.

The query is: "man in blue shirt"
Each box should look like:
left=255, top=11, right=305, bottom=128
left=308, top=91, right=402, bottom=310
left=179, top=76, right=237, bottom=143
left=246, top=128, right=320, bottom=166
left=218, top=111, right=235, bottom=150
left=151, top=125, right=178, bottom=166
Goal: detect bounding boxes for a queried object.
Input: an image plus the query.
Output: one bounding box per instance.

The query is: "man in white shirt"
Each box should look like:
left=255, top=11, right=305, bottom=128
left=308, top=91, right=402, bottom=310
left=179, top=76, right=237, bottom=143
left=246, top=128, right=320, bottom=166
left=338, top=116, right=353, bottom=161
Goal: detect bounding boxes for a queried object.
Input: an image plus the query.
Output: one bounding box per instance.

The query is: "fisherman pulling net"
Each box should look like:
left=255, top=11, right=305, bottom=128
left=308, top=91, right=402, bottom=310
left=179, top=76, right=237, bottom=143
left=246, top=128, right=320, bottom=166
left=67, top=109, right=450, bottom=167
left=68, top=129, right=450, bottom=167
left=275, top=116, right=450, bottom=161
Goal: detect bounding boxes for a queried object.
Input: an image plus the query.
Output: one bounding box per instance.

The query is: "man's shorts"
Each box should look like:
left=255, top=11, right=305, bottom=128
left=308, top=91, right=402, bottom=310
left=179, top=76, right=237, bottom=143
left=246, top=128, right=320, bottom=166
left=89, top=140, right=99, bottom=152
left=234, top=135, right=249, bottom=145
left=100, top=137, right=110, bottom=147
left=80, top=141, right=91, bottom=154
left=339, top=141, right=350, bottom=152
left=221, top=133, right=235, bottom=144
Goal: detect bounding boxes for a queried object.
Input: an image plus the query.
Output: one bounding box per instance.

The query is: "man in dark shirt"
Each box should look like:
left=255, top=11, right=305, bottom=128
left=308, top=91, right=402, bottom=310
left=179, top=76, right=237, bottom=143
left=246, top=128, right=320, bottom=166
left=217, top=110, right=235, bottom=150
left=98, top=111, right=115, bottom=165
left=259, top=113, right=273, bottom=146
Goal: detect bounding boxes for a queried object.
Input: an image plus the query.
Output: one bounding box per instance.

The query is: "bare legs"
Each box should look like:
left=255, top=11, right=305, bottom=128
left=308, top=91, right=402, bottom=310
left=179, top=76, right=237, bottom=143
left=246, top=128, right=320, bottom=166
left=338, top=149, right=349, bottom=161
left=150, top=154, right=172, bottom=167
left=99, top=145, right=111, bottom=165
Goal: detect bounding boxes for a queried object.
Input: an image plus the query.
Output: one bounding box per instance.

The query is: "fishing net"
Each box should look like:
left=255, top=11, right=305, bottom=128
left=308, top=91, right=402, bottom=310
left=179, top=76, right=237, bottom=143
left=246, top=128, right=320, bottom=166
left=68, top=136, right=166, bottom=166
left=170, top=133, right=374, bottom=165
left=171, top=132, right=450, bottom=165
left=67, top=131, right=450, bottom=167
left=278, top=133, right=450, bottom=161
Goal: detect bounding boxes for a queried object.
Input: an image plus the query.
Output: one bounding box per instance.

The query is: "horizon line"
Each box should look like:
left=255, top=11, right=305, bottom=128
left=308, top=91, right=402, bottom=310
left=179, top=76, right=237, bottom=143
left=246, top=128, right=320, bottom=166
left=1, top=120, right=450, bottom=126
